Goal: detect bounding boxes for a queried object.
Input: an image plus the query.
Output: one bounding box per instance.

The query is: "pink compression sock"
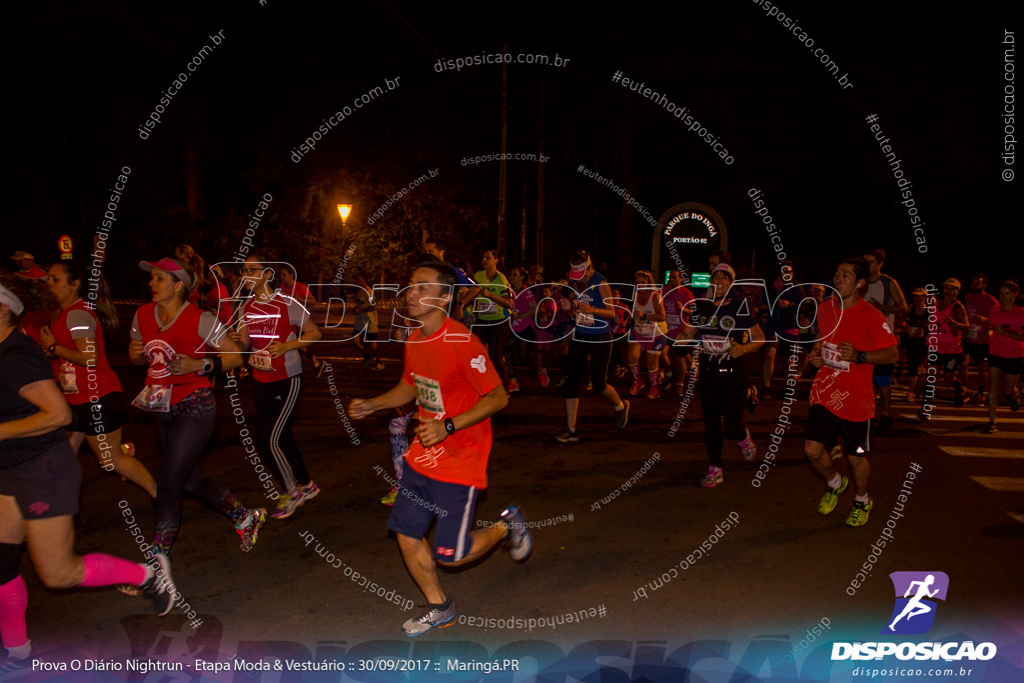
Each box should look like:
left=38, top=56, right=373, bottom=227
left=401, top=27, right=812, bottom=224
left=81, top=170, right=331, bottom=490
left=0, top=575, right=29, bottom=650
left=80, top=553, right=147, bottom=587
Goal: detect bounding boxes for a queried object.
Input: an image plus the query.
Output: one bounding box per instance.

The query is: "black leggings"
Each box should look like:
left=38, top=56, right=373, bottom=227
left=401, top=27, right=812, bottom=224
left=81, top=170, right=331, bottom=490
left=698, top=358, right=748, bottom=466
left=153, top=389, right=246, bottom=554
left=253, top=376, right=310, bottom=491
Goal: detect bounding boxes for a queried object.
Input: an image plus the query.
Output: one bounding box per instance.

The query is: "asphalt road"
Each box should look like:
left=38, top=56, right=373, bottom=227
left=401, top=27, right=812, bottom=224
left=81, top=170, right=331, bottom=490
left=11, top=341, right=1024, bottom=680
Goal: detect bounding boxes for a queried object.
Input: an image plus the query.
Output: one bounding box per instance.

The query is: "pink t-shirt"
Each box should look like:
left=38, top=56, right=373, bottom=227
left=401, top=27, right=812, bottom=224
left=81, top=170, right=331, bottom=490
left=989, top=305, right=1024, bottom=359
left=965, top=292, right=998, bottom=343
left=931, top=301, right=964, bottom=355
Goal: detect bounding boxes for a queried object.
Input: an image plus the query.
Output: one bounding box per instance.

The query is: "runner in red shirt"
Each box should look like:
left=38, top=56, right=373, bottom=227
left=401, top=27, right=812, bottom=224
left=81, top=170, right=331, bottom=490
left=805, top=258, right=898, bottom=527
left=279, top=265, right=324, bottom=377
left=349, top=259, right=528, bottom=637
left=236, top=256, right=323, bottom=519
left=39, top=261, right=157, bottom=497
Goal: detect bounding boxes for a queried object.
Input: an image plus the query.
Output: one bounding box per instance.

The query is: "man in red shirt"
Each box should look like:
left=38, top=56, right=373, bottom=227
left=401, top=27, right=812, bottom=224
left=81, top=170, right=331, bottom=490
left=805, top=258, right=898, bottom=527
left=349, top=260, right=529, bottom=636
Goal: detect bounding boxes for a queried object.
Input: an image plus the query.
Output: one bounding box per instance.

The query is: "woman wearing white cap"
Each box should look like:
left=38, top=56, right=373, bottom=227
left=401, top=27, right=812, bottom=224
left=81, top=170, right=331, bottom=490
left=0, top=275, right=174, bottom=670
left=677, top=263, right=761, bottom=486
left=128, top=258, right=267, bottom=564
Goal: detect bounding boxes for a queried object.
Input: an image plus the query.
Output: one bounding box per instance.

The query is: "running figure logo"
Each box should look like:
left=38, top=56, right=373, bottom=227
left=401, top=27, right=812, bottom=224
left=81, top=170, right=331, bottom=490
left=882, top=571, right=949, bottom=635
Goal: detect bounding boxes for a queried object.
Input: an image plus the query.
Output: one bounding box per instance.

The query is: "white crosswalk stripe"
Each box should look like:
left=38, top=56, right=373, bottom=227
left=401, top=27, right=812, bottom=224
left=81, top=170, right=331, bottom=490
left=970, top=476, right=1024, bottom=492
left=939, top=446, right=1024, bottom=459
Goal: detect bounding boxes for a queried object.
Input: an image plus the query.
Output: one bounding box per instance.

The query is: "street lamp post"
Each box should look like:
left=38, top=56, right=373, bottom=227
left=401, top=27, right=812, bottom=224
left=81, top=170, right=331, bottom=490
left=336, top=203, right=352, bottom=242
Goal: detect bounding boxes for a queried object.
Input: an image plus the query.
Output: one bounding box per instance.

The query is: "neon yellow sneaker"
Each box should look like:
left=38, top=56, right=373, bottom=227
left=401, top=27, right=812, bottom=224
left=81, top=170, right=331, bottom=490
left=845, top=499, right=873, bottom=527
left=380, top=486, right=398, bottom=506
left=817, top=476, right=848, bottom=515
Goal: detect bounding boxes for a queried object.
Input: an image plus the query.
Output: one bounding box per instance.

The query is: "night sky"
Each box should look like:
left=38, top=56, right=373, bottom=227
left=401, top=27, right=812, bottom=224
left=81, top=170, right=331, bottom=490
left=4, top=2, right=1018, bottom=295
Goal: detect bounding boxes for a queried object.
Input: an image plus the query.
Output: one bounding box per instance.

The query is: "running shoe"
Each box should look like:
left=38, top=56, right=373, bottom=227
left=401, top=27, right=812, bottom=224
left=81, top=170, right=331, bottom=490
left=648, top=385, right=660, bottom=400
left=272, top=490, right=303, bottom=520
left=300, top=480, right=320, bottom=501
left=499, top=505, right=532, bottom=561
left=314, top=356, right=325, bottom=379
left=508, top=378, right=521, bottom=393
left=845, top=499, right=873, bottom=527
left=538, top=367, right=550, bottom=387
left=371, top=361, right=386, bottom=372
left=1011, top=395, right=1021, bottom=412
left=615, top=401, right=630, bottom=429
left=361, top=356, right=372, bottom=368
left=984, top=421, right=999, bottom=434
left=586, top=381, right=592, bottom=391
left=818, top=476, right=848, bottom=515
left=380, top=486, right=398, bottom=506
left=140, top=552, right=175, bottom=616
left=0, top=655, right=33, bottom=675
left=953, top=391, right=966, bottom=408
left=701, top=465, right=724, bottom=488
left=759, top=387, right=772, bottom=400
left=629, top=378, right=644, bottom=396
left=402, top=601, right=457, bottom=637
left=555, top=428, right=579, bottom=443
left=120, top=442, right=136, bottom=457
left=739, top=429, right=756, bottom=461
left=971, top=393, right=987, bottom=406
left=830, top=445, right=843, bottom=459
left=235, top=508, right=267, bottom=552
left=746, top=386, right=759, bottom=413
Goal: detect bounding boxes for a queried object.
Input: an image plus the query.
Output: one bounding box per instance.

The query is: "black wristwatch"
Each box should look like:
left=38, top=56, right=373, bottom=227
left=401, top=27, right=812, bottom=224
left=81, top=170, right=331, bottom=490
left=46, top=344, right=58, bottom=359
left=444, top=418, right=456, bottom=436
left=856, top=350, right=868, bottom=365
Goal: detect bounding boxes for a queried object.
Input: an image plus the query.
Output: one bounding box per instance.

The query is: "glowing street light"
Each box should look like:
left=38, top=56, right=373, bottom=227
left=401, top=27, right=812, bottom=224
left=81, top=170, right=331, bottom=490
left=336, top=203, right=352, bottom=225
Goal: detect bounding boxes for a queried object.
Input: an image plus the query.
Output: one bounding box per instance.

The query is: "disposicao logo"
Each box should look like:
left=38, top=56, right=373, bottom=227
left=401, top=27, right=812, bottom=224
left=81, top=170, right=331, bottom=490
left=883, top=571, right=948, bottom=635
left=832, top=571, right=997, bottom=662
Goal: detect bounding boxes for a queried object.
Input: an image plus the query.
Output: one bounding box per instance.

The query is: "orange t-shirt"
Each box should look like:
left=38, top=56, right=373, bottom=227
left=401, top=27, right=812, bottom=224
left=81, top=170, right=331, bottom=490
left=811, top=298, right=897, bottom=422
left=401, top=318, right=502, bottom=488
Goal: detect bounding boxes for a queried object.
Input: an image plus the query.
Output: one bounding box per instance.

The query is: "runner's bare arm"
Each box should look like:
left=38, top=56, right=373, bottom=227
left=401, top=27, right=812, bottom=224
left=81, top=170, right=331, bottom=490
left=349, top=382, right=418, bottom=419
left=0, top=379, right=71, bottom=442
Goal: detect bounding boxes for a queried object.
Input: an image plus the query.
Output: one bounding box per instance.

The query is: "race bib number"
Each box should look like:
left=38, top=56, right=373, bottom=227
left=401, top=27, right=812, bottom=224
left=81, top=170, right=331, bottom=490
left=132, top=385, right=172, bottom=413
left=822, top=341, right=850, bottom=372
left=577, top=312, right=595, bottom=327
left=59, top=360, right=79, bottom=394
left=634, top=322, right=656, bottom=337
left=907, top=324, right=924, bottom=340
left=966, top=324, right=980, bottom=342
left=250, top=349, right=274, bottom=372
left=413, top=374, right=445, bottom=414
left=702, top=335, right=732, bottom=355
left=475, top=297, right=497, bottom=314
left=666, top=314, right=681, bottom=329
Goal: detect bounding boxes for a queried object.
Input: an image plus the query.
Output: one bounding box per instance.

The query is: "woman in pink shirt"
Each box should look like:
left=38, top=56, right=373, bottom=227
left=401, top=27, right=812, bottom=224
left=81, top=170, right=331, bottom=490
left=984, top=280, right=1024, bottom=433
